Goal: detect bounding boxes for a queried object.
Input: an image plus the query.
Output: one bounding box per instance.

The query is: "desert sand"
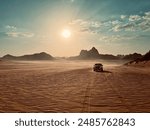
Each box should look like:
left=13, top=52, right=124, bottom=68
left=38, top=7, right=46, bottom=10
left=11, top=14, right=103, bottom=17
left=0, top=60, right=150, bottom=112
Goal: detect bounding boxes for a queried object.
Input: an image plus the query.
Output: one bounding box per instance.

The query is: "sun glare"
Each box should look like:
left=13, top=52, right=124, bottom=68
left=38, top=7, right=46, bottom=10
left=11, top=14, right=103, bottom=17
left=62, top=29, right=71, bottom=38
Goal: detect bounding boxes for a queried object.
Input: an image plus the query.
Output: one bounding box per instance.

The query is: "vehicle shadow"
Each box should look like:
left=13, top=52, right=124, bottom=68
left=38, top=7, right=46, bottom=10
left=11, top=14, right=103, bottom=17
left=102, top=70, right=112, bottom=73
left=94, top=70, right=112, bottom=73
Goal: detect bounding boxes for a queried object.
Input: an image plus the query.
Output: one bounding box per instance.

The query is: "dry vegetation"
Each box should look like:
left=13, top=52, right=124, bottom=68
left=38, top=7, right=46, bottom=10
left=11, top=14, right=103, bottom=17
left=0, top=60, right=150, bottom=112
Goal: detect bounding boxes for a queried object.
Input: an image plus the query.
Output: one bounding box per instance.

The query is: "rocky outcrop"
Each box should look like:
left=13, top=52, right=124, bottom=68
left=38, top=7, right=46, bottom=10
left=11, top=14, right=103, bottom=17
left=123, top=53, right=142, bottom=60
left=125, top=50, right=150, bottom=65
left=140, top=50, right=150, bottom=61
left=79, top=47, right=100, bottom=59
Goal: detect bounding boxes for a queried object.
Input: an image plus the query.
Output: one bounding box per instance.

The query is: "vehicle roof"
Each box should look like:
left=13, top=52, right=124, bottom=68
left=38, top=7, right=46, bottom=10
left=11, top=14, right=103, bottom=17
left=94, top=63, right=103, bottom=66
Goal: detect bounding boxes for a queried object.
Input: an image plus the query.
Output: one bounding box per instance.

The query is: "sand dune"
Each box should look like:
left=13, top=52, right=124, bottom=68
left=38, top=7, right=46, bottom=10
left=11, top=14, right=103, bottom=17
left=0, top=60, right=150, bottom=112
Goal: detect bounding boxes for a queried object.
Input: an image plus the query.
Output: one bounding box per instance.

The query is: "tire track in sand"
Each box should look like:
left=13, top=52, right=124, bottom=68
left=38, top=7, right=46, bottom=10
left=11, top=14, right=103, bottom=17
left=104, top=72, right=130, bottom=112
left=81, top=69, right=95, bottom=113
left=81, top=68, right=130, bottom=112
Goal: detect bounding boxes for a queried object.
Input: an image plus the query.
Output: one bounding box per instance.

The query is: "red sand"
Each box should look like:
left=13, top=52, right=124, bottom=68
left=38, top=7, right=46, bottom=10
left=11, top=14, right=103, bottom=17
left=0, top=60, right=150, bottom=112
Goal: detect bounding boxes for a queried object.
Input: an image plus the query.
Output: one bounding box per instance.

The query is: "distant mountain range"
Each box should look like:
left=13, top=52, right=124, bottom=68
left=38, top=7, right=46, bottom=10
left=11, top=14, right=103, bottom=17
left=1, top=52, right=54, bottom=60
left=69, top=47, right=142, bottom=60
left=0, top=47, right=147, bottom=61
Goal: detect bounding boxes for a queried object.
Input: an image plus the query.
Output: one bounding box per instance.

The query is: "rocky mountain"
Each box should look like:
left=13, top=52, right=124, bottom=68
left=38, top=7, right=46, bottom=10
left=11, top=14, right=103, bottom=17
left=70, top=47, right=118, bottom=60
left=79, top=47, right=100, bottom=59
left=1, top=52, right=54, bottom=60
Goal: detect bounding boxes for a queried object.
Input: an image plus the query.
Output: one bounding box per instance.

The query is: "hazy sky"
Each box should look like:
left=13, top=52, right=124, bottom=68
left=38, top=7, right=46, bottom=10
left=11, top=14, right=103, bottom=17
left=0, top=0, right=150, bottom=57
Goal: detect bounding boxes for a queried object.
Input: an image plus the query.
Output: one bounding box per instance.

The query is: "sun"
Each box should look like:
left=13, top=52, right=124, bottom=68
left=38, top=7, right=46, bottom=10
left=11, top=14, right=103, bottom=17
left=62, top=29, right=71, bottom=38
